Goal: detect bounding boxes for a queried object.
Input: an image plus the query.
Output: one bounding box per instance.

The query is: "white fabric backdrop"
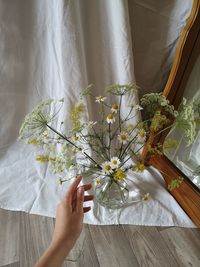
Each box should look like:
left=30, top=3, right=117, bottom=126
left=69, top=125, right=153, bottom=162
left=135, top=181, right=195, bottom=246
left=0, top=0, right=195, bottom=226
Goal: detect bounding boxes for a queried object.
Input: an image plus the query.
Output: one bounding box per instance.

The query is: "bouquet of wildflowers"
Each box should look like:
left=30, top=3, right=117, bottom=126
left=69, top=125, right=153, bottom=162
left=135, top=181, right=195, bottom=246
left=18, top=84, right=200, bottom=208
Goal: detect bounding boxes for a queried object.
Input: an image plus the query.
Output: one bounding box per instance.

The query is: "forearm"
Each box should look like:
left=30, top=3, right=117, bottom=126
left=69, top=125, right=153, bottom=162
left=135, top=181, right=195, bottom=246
left=34, top=241, right=72, bottom=267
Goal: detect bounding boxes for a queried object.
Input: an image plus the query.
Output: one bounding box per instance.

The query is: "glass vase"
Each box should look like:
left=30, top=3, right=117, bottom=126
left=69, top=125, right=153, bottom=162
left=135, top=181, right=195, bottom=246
left=95, top=176, right=143, bottom=209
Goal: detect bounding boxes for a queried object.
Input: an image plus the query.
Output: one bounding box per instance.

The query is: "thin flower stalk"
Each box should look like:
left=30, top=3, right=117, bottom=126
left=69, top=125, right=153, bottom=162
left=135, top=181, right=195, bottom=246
left=47, top=124, right=101, bottom=168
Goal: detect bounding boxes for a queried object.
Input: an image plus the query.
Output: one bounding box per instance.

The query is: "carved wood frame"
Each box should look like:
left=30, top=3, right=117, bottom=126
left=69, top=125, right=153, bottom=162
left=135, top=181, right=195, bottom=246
left=143, top=0, right=200, bottom=227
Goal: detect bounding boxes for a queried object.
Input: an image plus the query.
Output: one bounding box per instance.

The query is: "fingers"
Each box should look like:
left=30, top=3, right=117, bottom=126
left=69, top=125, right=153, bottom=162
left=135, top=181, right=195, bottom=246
left=64, top=175, right=82, bottom=206
left=76, top=186, right=84, bottom=213
left=71, top=184, right=92, bottom=205
left=83, top=207, right=91, bottom=213
left=83, top=184, right=92, bottom=191
left=84, top=195, right=93, bottom=202
left=63, top=175, right=93, bottom=213
left=72, top=192, right=93, bottom=212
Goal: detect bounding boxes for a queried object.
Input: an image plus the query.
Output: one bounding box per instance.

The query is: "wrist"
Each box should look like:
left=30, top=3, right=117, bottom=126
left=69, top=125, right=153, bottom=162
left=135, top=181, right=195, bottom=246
left=50, top=238, right=74, bottom=257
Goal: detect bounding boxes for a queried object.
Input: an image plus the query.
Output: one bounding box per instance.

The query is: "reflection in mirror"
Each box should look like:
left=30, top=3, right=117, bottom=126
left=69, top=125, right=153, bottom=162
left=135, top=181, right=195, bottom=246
left=164, top=54, right=200, bottom=189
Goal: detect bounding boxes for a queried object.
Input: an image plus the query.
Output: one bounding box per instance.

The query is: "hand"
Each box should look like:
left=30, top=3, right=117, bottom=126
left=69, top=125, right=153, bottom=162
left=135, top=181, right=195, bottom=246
left=51, top=175, right=93, bottom=250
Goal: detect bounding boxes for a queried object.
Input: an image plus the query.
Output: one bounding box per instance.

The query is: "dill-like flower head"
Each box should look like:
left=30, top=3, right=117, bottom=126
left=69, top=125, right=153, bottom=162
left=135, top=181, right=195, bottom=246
left=70, top=102, right=85, bottom=131
left=19, top=100, right=54, bottom=140
left=140, top=93, right=176, bottom=119
left=105, top=84, right=138, bottom=95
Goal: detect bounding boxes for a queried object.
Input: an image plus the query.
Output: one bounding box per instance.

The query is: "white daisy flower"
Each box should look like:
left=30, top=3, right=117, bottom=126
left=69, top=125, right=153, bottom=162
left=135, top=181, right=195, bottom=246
left=95, top=96, right=107, bottom=103
left=19, top=99, right=54, bottom=140
left=102, top=161, right=113, bottom=174
left=111, top=103, right=119, bottom=113
left=118, top=131, right=129, bottom=144
left=110, top=157, right=120, bottom=169
left=106, top=113, right=116, bottom=124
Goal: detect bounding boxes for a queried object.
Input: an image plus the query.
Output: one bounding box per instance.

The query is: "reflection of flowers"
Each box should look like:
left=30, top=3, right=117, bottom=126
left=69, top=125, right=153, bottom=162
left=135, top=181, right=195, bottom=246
left=175, top=98, right=196, bottom=145
left=163, top=97, right=200, bottom=159
left=163, top=138, right=178, bottom=155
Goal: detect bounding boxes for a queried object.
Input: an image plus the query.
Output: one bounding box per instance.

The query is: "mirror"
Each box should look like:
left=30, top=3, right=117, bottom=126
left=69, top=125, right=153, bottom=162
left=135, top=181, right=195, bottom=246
left=164, top=54, right=200, bottom=189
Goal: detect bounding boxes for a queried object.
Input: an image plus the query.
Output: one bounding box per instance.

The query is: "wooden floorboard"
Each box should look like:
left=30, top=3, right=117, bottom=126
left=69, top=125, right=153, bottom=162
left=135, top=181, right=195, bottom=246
left=2, top=262, right=20, bottom=267
left=0, top=209, right=19, bottom=266
left=123, top=225, right=180, bottom=267
left=63, top=224, right=100, bottom=267
left=159, top=227, right=200, bottom=267
left=0, top=209, right=199, bottom=267
left=19, top=212, right=54, bottom=267
left=89, top=225, right=139, bottom=267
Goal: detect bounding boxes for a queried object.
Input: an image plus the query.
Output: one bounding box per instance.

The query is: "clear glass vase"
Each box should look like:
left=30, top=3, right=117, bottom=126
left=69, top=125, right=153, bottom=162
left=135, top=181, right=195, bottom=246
left=95, top=176, right=143, bottom=209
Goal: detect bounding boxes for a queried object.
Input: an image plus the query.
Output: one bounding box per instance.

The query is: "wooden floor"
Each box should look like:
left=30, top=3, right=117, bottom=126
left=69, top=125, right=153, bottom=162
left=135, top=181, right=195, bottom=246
left=0, top=209, right=200, bottom=267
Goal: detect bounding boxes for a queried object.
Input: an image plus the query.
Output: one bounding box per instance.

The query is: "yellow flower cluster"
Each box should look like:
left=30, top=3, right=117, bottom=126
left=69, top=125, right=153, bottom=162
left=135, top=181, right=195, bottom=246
left=36, top=154, right=49, bottom=163
left=151, top=111, right=170, bottom=132
left=133, top=162, right=146, bottom=172
left=28, top=138, right=38, bottom=145
left=70, top=102, right=85, bottom=129
left=114, top=169, right=127, bottom=181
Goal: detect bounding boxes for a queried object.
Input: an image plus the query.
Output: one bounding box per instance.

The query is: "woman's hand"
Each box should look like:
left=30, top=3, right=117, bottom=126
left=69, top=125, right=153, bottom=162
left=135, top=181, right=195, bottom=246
left=51, top=175, right=93, bottom=249
left=34, top=175, right=93, bottom=267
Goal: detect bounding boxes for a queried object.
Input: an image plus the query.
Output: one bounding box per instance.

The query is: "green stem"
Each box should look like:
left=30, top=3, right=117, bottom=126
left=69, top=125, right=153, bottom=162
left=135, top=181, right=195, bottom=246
left=79, top=132, right=106, bottom=161
left=119, top=95, right=122, bottom=132
left=108, top=123, right=111, bottom=159
left=92, top=126, right=109, bottom=158
left=120, top=133, right=138, bottom=160
left=47, top=124, right=101, bottom=168
left=120, top=142, right=146, bottom=168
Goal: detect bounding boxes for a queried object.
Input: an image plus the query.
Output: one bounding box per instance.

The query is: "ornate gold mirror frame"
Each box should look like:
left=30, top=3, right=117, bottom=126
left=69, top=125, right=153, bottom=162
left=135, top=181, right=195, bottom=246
left=143, top=0, right=200, bottom=226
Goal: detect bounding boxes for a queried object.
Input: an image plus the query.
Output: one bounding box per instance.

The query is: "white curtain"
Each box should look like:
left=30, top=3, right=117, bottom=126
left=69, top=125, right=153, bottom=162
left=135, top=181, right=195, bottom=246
left=0, top=0, right=195, bottom=226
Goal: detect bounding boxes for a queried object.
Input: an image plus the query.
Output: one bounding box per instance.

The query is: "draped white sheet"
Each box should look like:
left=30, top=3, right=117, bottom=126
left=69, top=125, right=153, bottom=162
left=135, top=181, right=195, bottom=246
left=0, top=0, right=195, bottom=226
